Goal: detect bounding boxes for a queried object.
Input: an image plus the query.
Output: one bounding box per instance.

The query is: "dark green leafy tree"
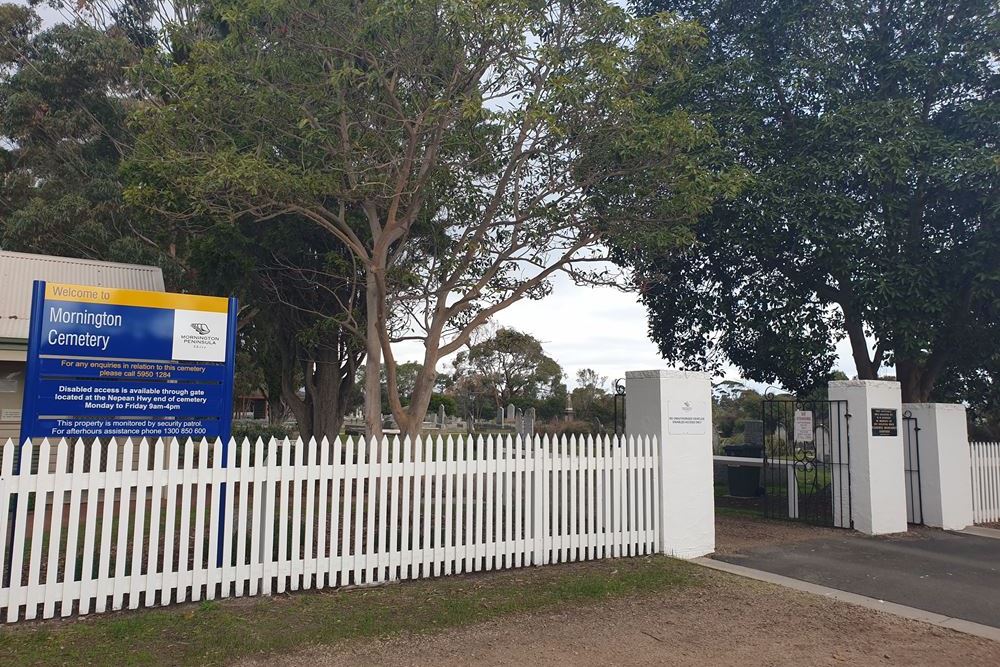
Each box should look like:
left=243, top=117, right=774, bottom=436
left=629, top=0, right=999, bottom=402
left=0, top=4, right=173, bottom=272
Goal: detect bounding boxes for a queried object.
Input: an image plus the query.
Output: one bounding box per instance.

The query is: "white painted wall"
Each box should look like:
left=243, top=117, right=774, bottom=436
left=626, top=370, right=714, bottom=558
left=902, top=403, right=973, bottom=530
left=828, top=380, right=908, bottom=535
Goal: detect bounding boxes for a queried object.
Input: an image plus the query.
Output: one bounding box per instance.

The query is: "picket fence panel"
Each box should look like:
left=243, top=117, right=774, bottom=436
left=0, top=433, right=658, bottom=623
left=971, top=441, right=1000, bottom=524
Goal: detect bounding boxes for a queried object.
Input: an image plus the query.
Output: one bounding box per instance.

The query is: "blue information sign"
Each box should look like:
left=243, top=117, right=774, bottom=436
left=20, top=281, right=237, bottom=445
left=18, top=280, right=238, bottom=568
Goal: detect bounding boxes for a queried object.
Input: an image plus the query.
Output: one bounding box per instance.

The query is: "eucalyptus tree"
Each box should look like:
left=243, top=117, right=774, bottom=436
left=452, top=328, right=563, bottom=414
left=628, top=0, right=999, bottom=401
left=125, top=0, right=735, bottom=436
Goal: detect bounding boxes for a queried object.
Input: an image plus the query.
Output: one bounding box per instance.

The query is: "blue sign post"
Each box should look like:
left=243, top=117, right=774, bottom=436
left=18, top=281, right=238, bottom=565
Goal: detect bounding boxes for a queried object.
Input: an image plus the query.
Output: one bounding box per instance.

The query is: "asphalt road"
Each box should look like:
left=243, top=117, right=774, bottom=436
left=714, top=528, right=1000, bottom=628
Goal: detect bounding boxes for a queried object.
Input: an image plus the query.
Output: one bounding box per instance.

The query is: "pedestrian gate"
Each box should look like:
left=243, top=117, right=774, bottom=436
left=761, top=398, right=852, bottom=528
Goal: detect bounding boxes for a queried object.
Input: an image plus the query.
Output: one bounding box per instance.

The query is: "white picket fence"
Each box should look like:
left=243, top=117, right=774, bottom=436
left=0, top=434, right=659, bottom=623
left=970, top=441, right=1000, bottom=524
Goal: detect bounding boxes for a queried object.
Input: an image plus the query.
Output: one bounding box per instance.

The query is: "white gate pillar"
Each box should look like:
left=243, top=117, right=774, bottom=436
left=626, top=370, right=714, bottom=558
left=828, top=380, right=908, bottom=535
left=901, top=403, right=973, bottom=530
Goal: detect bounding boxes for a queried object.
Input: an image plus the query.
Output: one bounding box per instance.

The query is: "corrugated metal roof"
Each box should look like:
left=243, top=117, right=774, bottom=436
left=0, top=250, right=165, bottom=342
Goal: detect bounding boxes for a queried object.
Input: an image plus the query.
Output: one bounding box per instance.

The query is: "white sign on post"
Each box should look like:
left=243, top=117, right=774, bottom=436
left=793, top=410, right=814, bottom=443
left=668, top=400, right=708, bottom=435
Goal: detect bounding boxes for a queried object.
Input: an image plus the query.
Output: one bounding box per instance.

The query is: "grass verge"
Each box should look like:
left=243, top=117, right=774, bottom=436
left=0, top=556, right=701, bottom=666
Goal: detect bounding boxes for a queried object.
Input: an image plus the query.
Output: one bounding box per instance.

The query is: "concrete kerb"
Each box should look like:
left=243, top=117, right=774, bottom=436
left=956, top=525, right=1000, bottom=541
left=693, top=557, right=1000, bottom=643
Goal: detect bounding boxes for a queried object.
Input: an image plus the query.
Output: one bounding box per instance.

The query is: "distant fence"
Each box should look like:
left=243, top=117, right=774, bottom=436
left=0, top=434, right=658, bottom=623
left=970, top=441, right=1000, bottom=524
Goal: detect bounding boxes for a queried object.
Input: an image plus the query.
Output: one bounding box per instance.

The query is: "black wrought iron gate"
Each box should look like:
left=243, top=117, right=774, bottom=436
left=902, top=410, right=923, bottom=524
left=762, top=398, right=852, bottom=528
left=612, top=378, right=626, bottom=436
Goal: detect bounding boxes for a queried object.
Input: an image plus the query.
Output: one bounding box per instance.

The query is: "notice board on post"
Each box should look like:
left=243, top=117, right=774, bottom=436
left=19, top=281, right=237, bottom=445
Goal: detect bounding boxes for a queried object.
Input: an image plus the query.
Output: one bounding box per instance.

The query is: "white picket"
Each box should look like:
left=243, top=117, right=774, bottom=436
left=170, top=439, right=190, bottom=604
left=289, top=440, right=303, bottom=592
left=61, top=442, right=85, bottom=616
left=314, top=437, right=330, bottom=590
left=328, top=437, right=343, bottom=587
left=303, top=438, right=316, bottom=589
left=0, top=443, right=13, bottom=617
left=339, top=438, right=353, bottom=586
left=402, top=435, right=414, bottom=578
left=420, top=436, right=432, bottom=578
left=128, top=439, right=149, bottom=611
left=436, top=435, right=448, bottom=576
left=539, top=435, right=549, bottom=566
left=445, top=435, right=456, bottom=575
left=261, top=438, right=278, bottom=596
left=992, top=442, right=999, bottom=523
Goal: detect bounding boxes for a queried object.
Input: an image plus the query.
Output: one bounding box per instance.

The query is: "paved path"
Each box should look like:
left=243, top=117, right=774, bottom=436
left=714, top=527, right=1000, bottom=628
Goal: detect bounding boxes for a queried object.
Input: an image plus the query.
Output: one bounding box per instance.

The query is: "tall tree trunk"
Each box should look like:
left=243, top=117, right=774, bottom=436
left=842, top=302, right=880, bottom=380
left=399, top=364, right=438, bottom=440
left=307, top=347, right=354, bottom=442
left=896, top=358, right=938, bottom=403
left=282, top=368, right=313, bottom=442
left=364, top=267, right=383, bottom=439
left=266, top=394, right=284, bottom=426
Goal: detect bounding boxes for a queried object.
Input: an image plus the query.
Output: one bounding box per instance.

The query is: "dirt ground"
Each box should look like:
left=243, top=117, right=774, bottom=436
left=713, top=512, right=851, bottom=554
left=236, top=516, right=1000, bottom=667
left=237, top=568, right=1000, bottom=667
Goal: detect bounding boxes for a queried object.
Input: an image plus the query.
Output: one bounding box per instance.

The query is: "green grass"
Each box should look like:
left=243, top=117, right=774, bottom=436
left=0, top=555, right=701, bottom=666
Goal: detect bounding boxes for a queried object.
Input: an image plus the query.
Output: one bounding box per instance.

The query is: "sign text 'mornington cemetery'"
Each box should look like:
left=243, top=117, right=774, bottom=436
left=20, top=281, right=237, bottom=442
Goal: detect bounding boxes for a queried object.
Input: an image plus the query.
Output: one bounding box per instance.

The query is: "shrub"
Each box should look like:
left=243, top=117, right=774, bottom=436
left=534, top=419, right=595, bottom=437
left=231, top=421, right=294, bottom=443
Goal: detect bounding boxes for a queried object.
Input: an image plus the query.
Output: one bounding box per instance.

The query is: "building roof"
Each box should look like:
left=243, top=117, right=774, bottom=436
left=0, top=250, right=165, bottom=342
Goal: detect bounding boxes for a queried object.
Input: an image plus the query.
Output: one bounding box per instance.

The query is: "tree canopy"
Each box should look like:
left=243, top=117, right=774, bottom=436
left=628, top=0, right=999, bottom=402
left=0, top=4, right=172, bottom=272
left=452, top=327, right=562, bottom=413
left=124, top=0, right=737, bottom=436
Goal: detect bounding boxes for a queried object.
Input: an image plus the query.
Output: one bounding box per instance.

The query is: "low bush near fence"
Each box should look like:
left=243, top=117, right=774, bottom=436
left=0, top=434, right=659, bottom=623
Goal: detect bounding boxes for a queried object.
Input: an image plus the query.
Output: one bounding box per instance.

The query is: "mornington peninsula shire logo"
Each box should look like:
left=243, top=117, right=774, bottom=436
left=190, top=323, right=211, bottom=335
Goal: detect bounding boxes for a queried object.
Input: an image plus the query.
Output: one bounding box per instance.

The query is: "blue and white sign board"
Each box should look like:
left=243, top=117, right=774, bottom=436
left=20, top=281, right=237, bottom=444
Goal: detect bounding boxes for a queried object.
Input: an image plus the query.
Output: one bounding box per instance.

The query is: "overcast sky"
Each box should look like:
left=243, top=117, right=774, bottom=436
left=393, top=274, right=864, bottom=390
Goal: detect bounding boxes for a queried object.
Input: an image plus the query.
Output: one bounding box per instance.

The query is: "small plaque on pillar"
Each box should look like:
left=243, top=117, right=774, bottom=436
left=871, top=408, right=898, bottom=437
left=668, top=400, right=708, bottom=434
